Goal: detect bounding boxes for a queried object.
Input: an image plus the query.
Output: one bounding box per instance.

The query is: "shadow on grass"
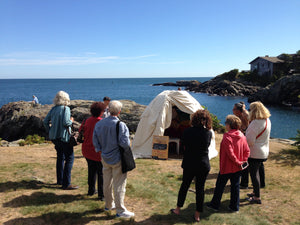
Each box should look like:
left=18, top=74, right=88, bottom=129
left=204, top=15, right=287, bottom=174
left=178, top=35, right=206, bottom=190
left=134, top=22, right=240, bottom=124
left=207, top=173, right=218, bottom=180
left=0, top=180, right=59, bottom=192
left=269, top=148, right=300, bottom=166
left=3, top=209, right=116, bottom=225
left=3, top=191, right=86, bottom=207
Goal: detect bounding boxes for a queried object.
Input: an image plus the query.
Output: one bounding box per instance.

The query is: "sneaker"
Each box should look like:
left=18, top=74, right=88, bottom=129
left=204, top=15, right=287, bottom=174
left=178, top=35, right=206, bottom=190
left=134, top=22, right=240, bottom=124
left=116, top=210, right=135, bottom=218
left=104, top=202, right=116, bottom=211
left=63, top=184, right=79, bottom=190
left=206, top=203, right=219, bottom=211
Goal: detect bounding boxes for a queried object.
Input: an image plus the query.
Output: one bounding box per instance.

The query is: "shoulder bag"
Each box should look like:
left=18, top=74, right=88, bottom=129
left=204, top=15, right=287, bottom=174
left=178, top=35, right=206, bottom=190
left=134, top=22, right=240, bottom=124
left=256, top=119, right=268, bottom=139
left=116, top=121, right=136, bottom=173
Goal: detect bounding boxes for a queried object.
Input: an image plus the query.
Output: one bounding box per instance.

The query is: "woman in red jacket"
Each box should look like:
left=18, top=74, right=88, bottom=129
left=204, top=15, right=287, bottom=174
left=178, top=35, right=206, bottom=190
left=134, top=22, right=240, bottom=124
left=207, top=115, right=250, bottom=212
left=79, top=102, right=105, bottom=200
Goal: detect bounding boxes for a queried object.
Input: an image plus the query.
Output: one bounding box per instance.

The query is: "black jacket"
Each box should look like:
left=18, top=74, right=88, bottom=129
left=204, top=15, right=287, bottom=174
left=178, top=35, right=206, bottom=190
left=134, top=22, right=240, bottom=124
left=181, top=126, right=212, bottom=172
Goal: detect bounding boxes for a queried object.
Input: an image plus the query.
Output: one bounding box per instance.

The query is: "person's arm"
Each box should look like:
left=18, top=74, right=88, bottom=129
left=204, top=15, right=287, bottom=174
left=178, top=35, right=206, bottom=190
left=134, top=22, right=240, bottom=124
left=43, top=109, right=52, bottom=132
left=93, top=125, right=102, bottom=153
left=244, top=140, right=250, bottom=160
left=223, top=135, right=242, bottom=166
left=62, top=106, right=73, bottom=127
left=118, top=121, right=130, bottom=149
left=246, top=120, right=258, bottom=147
left=206, top=130, right=212, bottom=148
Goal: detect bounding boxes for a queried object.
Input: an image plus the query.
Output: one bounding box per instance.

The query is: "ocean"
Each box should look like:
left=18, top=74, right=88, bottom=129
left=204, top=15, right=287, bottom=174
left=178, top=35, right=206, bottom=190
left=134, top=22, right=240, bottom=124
left=0, top=78, right=299, bottom=139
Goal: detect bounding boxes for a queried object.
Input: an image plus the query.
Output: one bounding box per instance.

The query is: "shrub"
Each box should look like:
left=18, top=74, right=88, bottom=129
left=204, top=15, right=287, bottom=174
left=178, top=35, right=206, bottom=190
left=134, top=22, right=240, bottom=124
left=19, top=134, right=47, bottom=146
left=202, top=106, right=225, bottom=133
left=210, top=112, right=226, bottom=133
left=290, top=130, right=300, bottom=150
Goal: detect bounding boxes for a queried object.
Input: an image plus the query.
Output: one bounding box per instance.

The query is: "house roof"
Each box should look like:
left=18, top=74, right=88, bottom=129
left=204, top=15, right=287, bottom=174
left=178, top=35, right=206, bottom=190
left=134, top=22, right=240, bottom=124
left=249, top=57, right=284, bottom=64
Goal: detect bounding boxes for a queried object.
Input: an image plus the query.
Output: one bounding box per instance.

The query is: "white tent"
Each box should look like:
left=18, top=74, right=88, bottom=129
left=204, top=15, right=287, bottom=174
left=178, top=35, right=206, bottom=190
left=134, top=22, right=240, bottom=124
left=132, top=90, right=218, bottom=159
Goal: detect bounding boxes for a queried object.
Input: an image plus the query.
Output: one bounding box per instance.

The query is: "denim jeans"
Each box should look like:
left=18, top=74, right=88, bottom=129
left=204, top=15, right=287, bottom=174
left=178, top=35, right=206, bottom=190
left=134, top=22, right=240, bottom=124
left=52, top=139, right=74, bottom=188
left=210, top=171, right=242, bottom=211
left=86, top=158, right=104, bottom=197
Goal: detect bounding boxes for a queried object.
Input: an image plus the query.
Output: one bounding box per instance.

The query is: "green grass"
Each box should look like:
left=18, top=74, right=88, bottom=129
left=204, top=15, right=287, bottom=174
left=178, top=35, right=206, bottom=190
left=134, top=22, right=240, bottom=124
left=1, top=143, right=299, bottom=225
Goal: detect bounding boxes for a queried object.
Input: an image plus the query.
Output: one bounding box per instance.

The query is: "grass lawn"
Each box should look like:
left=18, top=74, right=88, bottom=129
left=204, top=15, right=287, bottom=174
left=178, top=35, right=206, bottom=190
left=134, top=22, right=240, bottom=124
left=0, top=134, right=299, bottom=225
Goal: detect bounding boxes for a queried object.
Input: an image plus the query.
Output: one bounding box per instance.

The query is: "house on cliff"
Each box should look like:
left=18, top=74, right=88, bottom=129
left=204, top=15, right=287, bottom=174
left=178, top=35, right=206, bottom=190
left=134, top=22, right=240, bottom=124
left=249, top=55, right=284, bottom=76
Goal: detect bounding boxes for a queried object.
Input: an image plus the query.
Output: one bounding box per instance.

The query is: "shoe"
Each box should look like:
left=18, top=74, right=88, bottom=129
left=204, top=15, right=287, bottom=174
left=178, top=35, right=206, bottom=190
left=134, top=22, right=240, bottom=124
left=116, top=210, right=135, bottom=218
left=98, top=196, right=104, bottom=201
left=247, top=193, right=255, bottom=197
left=63, top=185, right=79, bottom=190
left=246, top=197, right=262, bottom=204
left=194, top=211, right=200, bottom=222
left=206, top=203, right=219, bottom=211
left=227, top=206, right=239, bottom=213
left=87, top=190, right=98, bottom=196
left=240, top=185, right=248, bottom=189
left=170, top=208, right=180, bottom=215
left=104, top=202, right=116, bottom=211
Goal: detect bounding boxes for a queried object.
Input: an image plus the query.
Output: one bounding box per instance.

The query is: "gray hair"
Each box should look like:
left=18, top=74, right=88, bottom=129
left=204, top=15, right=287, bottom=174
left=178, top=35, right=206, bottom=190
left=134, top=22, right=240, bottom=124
left=53, top=91, right=70, bottom=106
left=109, top=100, right=122, bottom=116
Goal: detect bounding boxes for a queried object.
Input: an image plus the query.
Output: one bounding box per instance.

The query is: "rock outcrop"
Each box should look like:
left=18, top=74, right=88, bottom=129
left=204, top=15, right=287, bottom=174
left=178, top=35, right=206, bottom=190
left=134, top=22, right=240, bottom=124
left=152, top=80, right=201, bottom=87
left=187, top=79, right=261, bottom=97
left=248, top=74, right=300, bottom=107
left=0, top=100, right=146, bottom=142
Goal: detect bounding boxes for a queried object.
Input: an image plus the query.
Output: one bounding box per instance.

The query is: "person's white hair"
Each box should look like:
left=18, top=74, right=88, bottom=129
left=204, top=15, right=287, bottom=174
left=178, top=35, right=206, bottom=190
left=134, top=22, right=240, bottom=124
left=109, top=100, right=122, bottom=116
left=53, top=91, right=70, bottom=106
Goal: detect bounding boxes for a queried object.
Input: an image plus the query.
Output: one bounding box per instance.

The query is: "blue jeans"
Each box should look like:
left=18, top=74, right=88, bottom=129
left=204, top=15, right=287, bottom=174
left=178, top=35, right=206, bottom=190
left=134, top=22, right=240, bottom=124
left=52, top=139, right=74, bottom=188
left=210, top=171, right=241, bottom=211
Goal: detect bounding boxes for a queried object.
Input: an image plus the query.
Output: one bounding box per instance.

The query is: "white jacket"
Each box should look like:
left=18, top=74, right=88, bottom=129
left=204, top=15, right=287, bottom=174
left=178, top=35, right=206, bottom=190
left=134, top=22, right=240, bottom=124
left=246, top=118, right=271, bottom=159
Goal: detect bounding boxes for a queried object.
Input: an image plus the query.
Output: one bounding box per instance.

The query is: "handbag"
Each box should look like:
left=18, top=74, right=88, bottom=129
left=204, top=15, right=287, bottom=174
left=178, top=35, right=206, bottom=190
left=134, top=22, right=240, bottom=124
left=116, top=121, right=136, bottom=173
left=69, top=131, right=79, bottom=146
left=77, top=119, right=86, bottom=143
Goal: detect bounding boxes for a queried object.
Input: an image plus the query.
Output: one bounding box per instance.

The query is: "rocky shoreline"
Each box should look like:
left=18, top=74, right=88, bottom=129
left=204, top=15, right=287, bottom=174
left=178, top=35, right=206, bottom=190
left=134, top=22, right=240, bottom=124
left=0, top=100, right=146, bottom=142
left=154, top=74, right=300, bottom=107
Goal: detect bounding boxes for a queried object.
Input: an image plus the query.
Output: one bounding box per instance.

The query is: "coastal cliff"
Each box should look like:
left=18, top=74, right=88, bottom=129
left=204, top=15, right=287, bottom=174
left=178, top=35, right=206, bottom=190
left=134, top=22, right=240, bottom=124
left=154, top=71, right=300, bottom=107
left=248, top=74, right=300, bottom=107
left=0, top=100, right=146, bottom=142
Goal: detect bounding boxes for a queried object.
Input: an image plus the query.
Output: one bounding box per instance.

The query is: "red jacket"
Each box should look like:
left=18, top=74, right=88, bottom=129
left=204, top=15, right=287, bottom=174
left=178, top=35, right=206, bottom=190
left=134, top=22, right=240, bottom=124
left=219, top=129, right=250, bottom=175
left=79, top=116, right=102, bottom=162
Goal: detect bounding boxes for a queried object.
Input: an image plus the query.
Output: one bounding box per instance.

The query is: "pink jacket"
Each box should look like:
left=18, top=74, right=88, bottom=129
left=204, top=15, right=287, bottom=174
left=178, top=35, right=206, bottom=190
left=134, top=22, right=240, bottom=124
left=219, top=129, right=250, bottom=175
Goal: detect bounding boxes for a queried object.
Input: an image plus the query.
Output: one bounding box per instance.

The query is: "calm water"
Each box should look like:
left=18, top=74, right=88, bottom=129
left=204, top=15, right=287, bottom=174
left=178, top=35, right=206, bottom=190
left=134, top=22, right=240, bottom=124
left=0, top=78, right=299, bottom=139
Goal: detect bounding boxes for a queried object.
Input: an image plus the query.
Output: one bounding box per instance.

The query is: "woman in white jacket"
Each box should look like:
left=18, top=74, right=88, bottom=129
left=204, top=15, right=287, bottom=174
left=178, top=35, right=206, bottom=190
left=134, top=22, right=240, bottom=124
left=246, top=101, right=271, bottom=204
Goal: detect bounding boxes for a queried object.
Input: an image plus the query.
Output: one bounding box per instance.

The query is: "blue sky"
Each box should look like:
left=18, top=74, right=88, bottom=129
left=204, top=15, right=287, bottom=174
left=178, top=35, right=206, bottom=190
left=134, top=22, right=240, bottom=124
left=0, top=0, right=299, bottom=78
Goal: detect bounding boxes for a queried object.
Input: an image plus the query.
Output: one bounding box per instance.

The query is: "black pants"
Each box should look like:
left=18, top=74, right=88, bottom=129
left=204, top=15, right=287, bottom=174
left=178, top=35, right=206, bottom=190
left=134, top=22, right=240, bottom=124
left=248, top=158, right=266, bottom=198
left=177, top=168, right=209, bottom=212
left=86, top=158, right=104, bottom=197
left=240, top=162, right=265, bottom=188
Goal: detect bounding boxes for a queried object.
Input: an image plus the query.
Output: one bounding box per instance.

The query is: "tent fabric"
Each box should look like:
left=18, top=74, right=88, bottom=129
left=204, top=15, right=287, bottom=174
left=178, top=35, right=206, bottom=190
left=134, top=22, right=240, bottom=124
left=132, top=90, right=218, bottom=159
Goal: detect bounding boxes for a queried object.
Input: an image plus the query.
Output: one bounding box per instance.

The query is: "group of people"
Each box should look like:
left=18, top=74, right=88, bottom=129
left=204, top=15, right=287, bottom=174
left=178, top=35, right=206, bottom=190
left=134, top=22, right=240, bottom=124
left=171, top=101, right=271, bottom=222
left=44, top=91, right=134, bottom=218
left=43, top=90, right=271, bottom=221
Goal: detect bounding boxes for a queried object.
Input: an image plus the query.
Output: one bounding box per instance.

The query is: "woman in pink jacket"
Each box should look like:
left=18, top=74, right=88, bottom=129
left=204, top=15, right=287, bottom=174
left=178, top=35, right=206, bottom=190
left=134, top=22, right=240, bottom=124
left=207, top=115, right=250, bottom=212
